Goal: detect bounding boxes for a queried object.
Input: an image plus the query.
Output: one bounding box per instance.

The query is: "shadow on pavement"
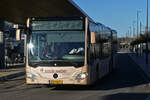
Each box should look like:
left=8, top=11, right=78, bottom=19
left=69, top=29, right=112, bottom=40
left=51, top=53, right=150, bottom=91
left=99, top=93, right=150, bottom=100
left=94, top=53, right=149, bottom=90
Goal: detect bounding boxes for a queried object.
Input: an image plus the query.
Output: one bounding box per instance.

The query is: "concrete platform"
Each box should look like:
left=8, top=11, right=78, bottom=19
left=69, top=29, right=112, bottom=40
left=0, top=64, right=25, bottom=81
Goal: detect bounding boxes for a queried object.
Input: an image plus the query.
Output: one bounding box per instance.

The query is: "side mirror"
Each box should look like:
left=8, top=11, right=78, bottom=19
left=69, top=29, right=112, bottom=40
left=16, top=29, right=21, bottom=41
left=91, top=32, right=96, bottom=43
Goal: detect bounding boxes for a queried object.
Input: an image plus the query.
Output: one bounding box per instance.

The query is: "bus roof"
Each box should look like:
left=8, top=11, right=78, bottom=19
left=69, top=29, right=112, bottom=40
left=0, top=0, right=93, bottom=24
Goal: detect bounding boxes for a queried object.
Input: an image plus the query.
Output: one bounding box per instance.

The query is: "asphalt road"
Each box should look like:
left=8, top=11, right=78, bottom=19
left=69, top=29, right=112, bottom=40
left=0, top=53, right=150, bottom=100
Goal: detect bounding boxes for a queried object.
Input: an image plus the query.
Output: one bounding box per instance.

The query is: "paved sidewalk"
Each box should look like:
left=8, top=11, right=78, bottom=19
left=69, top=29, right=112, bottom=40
left=128, top=53, right=150, bottom=80
left=0, top=64, right=25, bottom=81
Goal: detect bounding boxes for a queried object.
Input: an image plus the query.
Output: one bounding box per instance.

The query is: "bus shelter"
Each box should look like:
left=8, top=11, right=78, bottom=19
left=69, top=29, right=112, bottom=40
left=0, top=0, right=90, bottom=68
left=0, top=0, right=89, bottom=24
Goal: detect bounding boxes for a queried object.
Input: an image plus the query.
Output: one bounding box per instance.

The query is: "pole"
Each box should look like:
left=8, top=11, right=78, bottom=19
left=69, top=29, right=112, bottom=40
left=137, top=11, right=139, bottom=37
left=129, top=26, right=131, bottom=39
left=133, top=21, right=136, bottom=37
left=0, top=19, right=5, bottom=69
left=137, top=11, right=140, bottom=56
left=140, top=22, right=142, bottom=55
left=146, top=0, right=149, bottom=65
left=133, top=27, right=135, bottom=37
left=111, top=30, right=113, bottom=68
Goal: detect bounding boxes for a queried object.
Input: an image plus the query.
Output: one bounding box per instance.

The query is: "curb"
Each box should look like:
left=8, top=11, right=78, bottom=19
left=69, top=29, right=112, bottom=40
left=0, top=71, right=25, bottom=81
left=127, top=54, right=150, bottom=82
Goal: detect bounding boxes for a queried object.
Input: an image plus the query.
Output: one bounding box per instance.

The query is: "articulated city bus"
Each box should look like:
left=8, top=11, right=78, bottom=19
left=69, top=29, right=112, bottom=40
left=25, top=17, right=117, bottom=85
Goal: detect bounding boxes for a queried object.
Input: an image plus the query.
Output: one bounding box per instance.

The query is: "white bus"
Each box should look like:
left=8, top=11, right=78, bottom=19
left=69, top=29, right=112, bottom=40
left=25, top=17, right=117, bottom=85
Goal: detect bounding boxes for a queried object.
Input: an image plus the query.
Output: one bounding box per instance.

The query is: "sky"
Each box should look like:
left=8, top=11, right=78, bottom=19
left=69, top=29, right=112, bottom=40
left=73, top=0, right=149, bottom=37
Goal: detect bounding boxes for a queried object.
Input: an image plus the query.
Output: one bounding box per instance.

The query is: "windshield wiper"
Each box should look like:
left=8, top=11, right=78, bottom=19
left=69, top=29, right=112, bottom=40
left=29, top=61, right=54, bottom=67
left=29, top=62, right=40, bottom=67
left=29, top=60, right=83, bottom=67
left=66, top=62, right=83, bottom=67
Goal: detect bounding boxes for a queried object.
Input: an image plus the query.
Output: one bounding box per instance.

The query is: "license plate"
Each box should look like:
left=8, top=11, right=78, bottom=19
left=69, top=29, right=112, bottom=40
left=49, top=80, right=63, bottom=84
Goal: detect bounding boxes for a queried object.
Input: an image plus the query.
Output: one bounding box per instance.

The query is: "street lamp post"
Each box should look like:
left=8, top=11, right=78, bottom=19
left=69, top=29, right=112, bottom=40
left=129, top=26, right=132, bottom=38
left=137, top=10, right=141, bottom=56
left=133, top=21, right=136, bottom=37
left=146, top=0, right=149, bottom=65
left=140, top=22, right=142, bottom=55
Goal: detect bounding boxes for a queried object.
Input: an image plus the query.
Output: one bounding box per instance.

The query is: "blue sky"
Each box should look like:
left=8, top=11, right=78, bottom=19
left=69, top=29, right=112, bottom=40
left=73, top=0, right=148, bottom=37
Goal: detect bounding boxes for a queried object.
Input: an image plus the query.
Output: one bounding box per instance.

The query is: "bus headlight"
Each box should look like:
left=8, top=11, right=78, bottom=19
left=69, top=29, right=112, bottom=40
left=27, top=72, right=36, bottom=79
left=76, top=72, right=88, bottom=81
left=28, top=43, right=34, bottom=49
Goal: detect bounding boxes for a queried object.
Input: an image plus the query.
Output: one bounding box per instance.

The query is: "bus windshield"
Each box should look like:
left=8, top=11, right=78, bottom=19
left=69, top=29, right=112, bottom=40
left=28, top=31, right=85, bottom=66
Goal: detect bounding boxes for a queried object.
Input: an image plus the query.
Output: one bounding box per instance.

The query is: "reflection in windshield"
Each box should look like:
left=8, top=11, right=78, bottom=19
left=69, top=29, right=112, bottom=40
left=28, top=31, right=85, bottom=66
